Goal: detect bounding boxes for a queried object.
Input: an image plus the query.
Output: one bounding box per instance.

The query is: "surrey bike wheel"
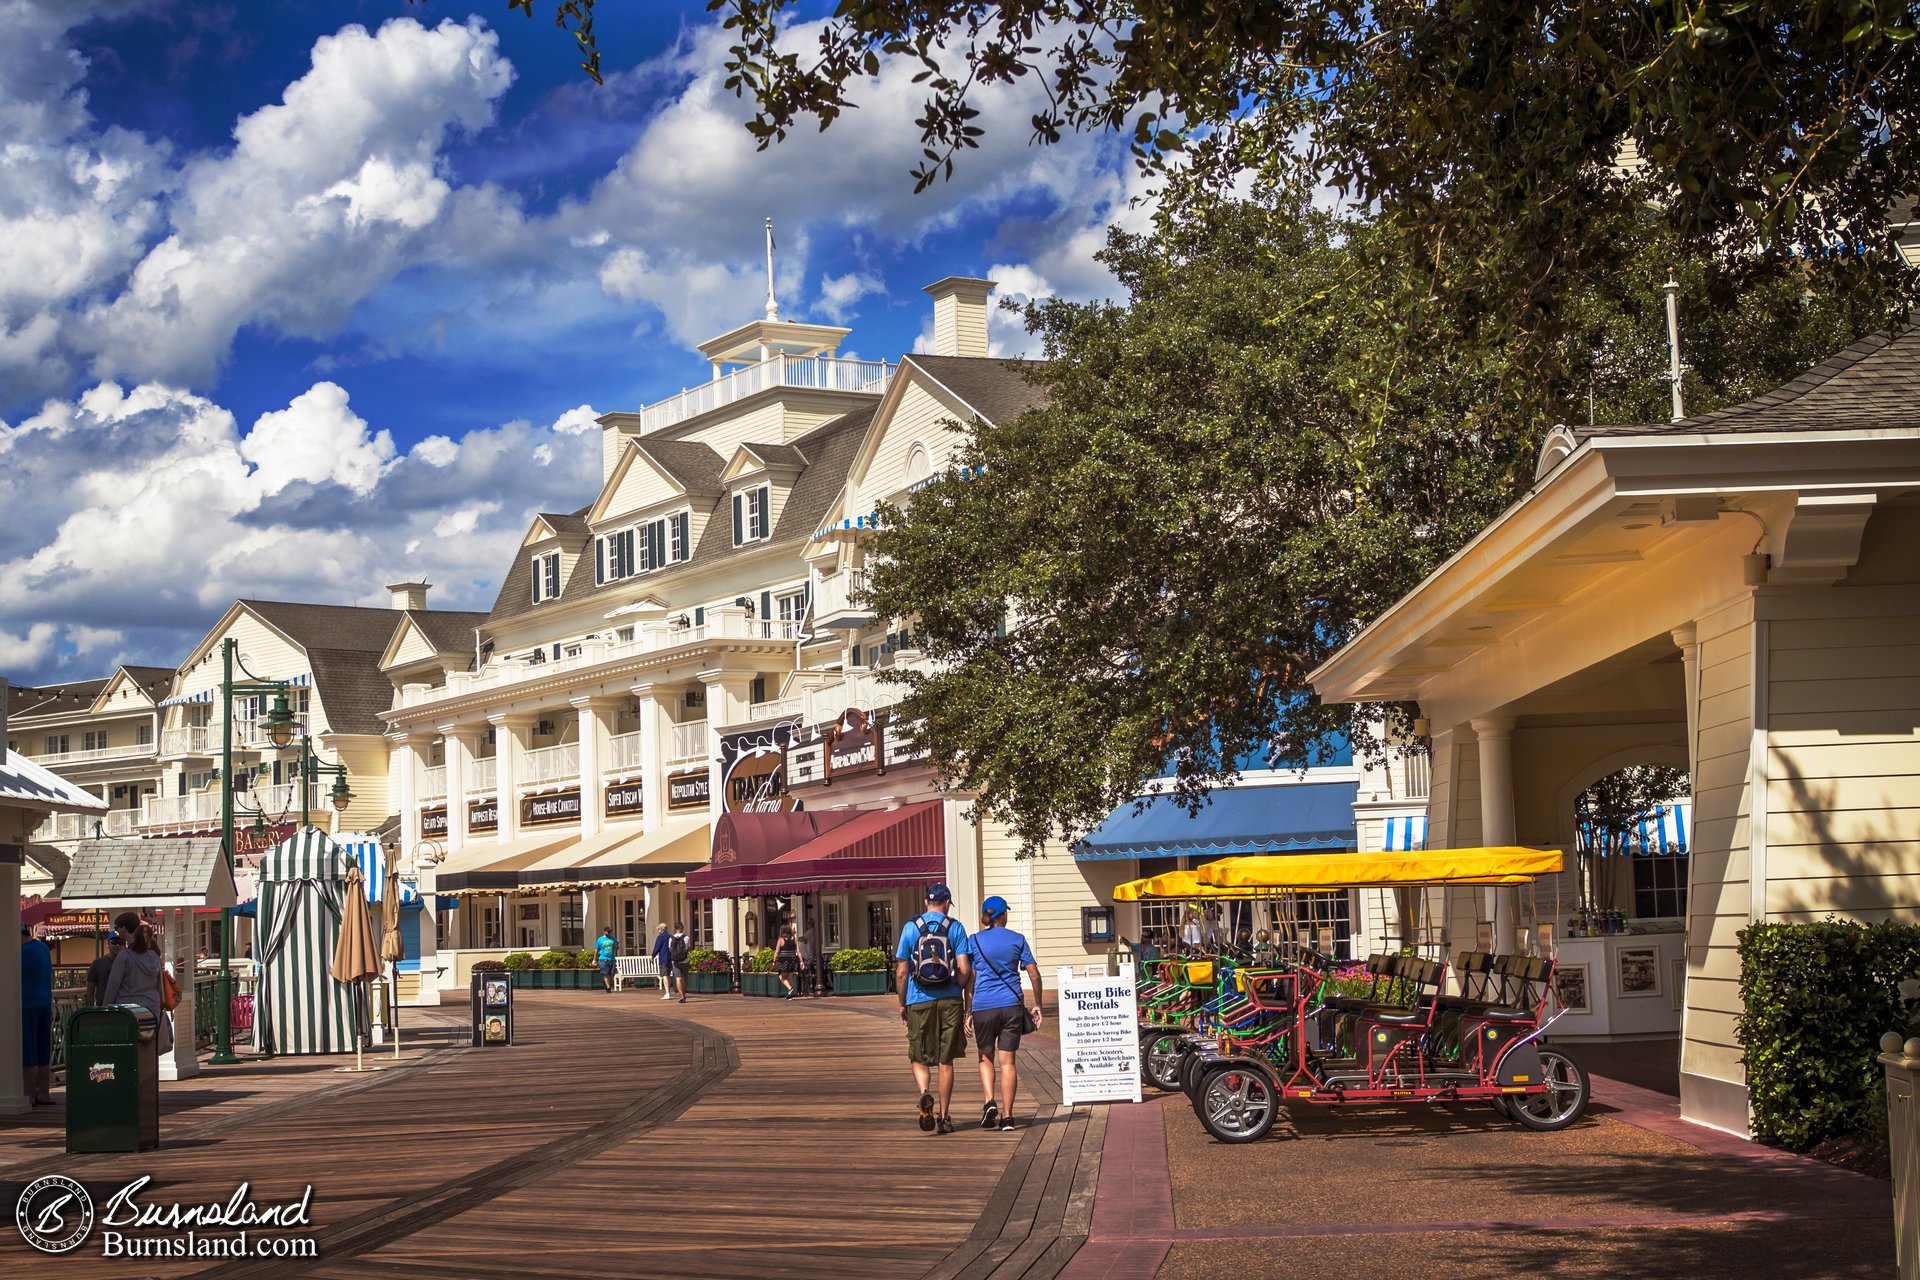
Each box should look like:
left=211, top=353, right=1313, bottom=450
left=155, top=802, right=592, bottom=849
left=1509, top=1048, right=1590, bottom=1131
left=1192, top=1065, right=1279, bottom=1144
left=1141, top=1031, right=1188, bottom=1092
left=1179, top=1048, right=1211, bottom=1098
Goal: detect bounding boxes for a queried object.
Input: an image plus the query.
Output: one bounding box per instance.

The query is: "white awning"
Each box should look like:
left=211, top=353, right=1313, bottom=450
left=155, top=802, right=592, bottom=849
left=158, top=672, right=308, bottom=708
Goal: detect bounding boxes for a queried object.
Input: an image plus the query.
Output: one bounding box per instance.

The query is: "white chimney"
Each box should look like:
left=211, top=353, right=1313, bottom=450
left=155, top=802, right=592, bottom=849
left=923, top=277, right=995, bottom=359
left=387, top=581, right=430, bottom=611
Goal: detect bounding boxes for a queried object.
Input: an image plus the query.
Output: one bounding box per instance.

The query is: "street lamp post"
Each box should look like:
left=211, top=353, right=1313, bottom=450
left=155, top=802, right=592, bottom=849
left=212, top=640, right=345, bottom=1065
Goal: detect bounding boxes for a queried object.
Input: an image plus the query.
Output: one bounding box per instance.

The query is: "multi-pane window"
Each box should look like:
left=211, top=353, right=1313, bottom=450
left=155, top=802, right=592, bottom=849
left=531, top=551, right=561, bottom=603
left=44, top=735, right=69, bottom=755
left=596, top=528, right=634, bottom=582
left=825, top=901, right=843, bottom=949
left=732, top=485, right=770, bottom=545
left=83, top=730, right=108, bottom=752
left=1633, top=854, right=1688, bottom=919
left=597, top=512, right=690, bottom=583
left=777, top=590, right=807, bottom=625
left=137, top=723, right=153, bottom=745
left=558, top=891, right=584, bottom=948
left=691, top=899, right=715, bottom=948
left=866, top=898, right=896, bottom=950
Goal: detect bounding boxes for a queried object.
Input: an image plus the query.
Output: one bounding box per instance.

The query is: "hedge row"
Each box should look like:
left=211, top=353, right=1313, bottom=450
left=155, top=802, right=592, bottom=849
left=1736, top=920, right=1920, bottom=1150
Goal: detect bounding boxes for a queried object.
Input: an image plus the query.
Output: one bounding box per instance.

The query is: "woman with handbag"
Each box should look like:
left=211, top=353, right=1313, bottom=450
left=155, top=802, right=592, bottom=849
left=967, top=896, right=1044, bottom=1132
left=103, top=915, right=175, bottom=1054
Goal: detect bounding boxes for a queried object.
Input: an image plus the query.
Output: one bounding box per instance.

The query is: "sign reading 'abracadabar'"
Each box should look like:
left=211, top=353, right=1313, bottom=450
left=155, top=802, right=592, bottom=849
left=1056, top=964, right=1143, bottom=1106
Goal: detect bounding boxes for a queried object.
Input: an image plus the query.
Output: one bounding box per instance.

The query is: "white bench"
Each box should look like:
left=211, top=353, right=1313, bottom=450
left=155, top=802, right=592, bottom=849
left=615, top=956, right=661, bottom=989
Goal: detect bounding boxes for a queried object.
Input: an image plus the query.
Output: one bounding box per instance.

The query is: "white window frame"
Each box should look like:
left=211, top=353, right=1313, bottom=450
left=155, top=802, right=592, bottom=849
left=733, top=485, right=771, bottom=546
left=531, top=551, right=561, bottom=603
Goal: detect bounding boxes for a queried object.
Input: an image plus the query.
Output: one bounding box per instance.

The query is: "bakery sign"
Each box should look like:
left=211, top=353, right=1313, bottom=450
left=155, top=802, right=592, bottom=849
left=824, top=708, right=885, bottom=784
left=721, top=721, right=800, bottom=813
left=605, top=781, right=645, bottom=819
left=523, top=789, right=582, bottom=827
left=666, top=770, right=711, bottom=813
left=468, top=798, right=499, bottom=833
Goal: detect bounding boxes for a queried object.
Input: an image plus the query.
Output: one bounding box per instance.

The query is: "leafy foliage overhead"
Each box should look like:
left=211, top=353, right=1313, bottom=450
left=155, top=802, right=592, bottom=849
left=863, top=193, right=1900, bottom=853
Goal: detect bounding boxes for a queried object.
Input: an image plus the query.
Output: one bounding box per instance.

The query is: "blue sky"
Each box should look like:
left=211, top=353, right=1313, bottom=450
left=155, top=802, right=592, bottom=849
left=0, top=0, right=1148, bottom=684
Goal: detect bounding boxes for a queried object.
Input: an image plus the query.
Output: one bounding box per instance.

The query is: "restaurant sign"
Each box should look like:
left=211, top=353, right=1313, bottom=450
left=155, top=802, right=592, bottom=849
left=178, top=822, right=296, bottom=858
left=422, top=807, right=449, bottom=838
left=824, top=708, right=885, bottom=784
left=523, top=789, right=582, bottom=827
left=605, top=781, right=645, bottom=819
left=468, top=798, right=499, bottom=834
left=36, top=909, right=112, bottom=937
left=721, top=721, right=800, bottom=813
left=666, top=770, right=711, bottom=813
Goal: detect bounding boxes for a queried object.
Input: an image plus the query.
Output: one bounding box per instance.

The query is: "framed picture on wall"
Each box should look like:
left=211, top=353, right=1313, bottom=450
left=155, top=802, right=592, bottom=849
left=1617, top=946, right=1661, bottom=998
left=1552, top=963, right=1591, bottom=1015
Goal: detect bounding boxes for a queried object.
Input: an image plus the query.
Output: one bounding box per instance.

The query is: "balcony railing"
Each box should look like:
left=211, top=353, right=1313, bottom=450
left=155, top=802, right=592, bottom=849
left=665, top=721, right=708, bottom=766
left=520, top=742, right=580, bottom=788
left=606, top=731, right=645, bottom=773
left=395, top=611, right=804, bottom=711
left=139, top=792, right=224, bottom=829
left=32, top=813, right=88, bottom=842
left=811, top=566, right=874, bottom=628
left=801, top=653, right=935, bottom=729
left=420, top=764, right=448, bottom=801
left=1401, top=752, right=1432, bottom=800
left=747, top=694, right=804, bottom=722
left=103, top=809, right=137, bottom=836
left=31, top=740, right=156, bottom=767
left=162, top=726, right=215, bottom=756
left=638, top=353, right=893, bottom=433
left=470, top=757, right=497, bottom=793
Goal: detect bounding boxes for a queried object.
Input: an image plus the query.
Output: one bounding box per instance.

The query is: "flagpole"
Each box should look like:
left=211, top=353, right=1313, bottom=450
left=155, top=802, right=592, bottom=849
left=764, top=217, right=778, bottom=320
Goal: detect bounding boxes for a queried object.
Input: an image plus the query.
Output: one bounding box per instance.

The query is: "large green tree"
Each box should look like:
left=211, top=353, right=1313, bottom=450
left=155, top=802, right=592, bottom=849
left=863, top=193, right=1900, bottom=853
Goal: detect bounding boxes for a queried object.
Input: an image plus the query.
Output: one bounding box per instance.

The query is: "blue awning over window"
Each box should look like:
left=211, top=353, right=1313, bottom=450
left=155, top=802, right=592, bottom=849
left=1072, top=780, right=1359, bottom=861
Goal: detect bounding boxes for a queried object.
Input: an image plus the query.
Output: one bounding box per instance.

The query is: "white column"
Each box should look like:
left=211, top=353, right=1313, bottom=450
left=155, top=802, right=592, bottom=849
left=396, top=734, right=424, bottom=857
left=445, top=727, right=474, bottom=848
left=491, top=715, right=529, bottom=843
left=573, top=698, right=615, bottom=841
left=1, top=822, right=26, bottom=1114
left=1471, top=715, right=1518, bottom=952
left=1671, top=624, right=1702, bottom=787
left=159, top=906, right=199, bottom=1081
left=634, top=684, right=665, bottom=836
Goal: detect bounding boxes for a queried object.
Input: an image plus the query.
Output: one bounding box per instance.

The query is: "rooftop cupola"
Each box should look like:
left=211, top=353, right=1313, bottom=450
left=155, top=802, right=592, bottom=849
left=923, top=276, right=995, bottom=358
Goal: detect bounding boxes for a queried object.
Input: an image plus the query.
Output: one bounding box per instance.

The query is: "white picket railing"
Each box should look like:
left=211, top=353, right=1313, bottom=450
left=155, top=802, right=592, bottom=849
left=520, top=742, right=580, bottom=787
left=31, top=740, right=156, bottom=767
left=665, top=721, right=708, bottom=765
left=470, top=757, right=497, bottom=793
left=161, top=726, right=214, bottom=755
left=139, top=792, right=224, bottom=828
left=638, top=353, right=893, bottom=433
left=606, top=731, right=645, bottom=773
left=420, top=765, right=448, bottom=801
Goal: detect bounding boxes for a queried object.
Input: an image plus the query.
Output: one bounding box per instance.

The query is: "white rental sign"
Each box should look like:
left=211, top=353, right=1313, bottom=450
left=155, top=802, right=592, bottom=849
left=1056, top=964, right=1143, bottom=1105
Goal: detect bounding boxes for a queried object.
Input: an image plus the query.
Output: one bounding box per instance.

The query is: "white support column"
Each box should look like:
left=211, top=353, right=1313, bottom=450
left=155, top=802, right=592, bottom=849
left=701, top=665, right=754, bottom=959
left=491, top=715, right=530, bottom=843
left=634, top=684, right=665, bottom=836
left=396, top=734, right=425, bottom=859
left=573, top=697, right=617, bottom=841
left=159, top=906, right=199, bottom=1081
left=445, top=727, right=475, bottom=849
left=1471, top=715, right=1518, bottom=952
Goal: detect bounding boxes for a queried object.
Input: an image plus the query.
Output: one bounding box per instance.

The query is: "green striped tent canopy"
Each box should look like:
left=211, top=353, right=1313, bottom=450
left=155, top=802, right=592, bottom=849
left=257, top=826, right=360, bottom=1055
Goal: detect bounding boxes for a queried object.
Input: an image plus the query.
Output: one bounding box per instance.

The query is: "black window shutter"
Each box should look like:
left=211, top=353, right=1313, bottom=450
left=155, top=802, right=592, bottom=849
left=732, top=493, right=743, bottom=544
left=676, top=512, right=689, bottom=559
left=761, top=590, right=772, bottom=621
left=595, top=538, right=605, bottom=584
left=694, top=606, right=706, bottom=626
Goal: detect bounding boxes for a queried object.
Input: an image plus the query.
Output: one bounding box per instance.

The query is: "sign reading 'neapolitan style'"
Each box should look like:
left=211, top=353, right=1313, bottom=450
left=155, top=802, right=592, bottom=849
left=522, top=789, right=582, bottom=827
left=824, top=708, right=885, bottom=784
left=720, top=721, right=801, bottom=812
left=468, top=798, right=499, bottom=833
left=666, top=770, right=710, bottom=812
left=422, top=807, right=449, bottom=838
left=604, top=781, right=644, bottom=819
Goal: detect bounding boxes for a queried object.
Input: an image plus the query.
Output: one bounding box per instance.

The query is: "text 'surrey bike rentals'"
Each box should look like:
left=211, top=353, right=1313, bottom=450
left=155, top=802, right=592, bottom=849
left=1119, top=847, right=1589, bottom=1144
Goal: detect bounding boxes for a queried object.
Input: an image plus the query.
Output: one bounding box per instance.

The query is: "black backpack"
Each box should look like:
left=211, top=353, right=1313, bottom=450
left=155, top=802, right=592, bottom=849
left=669, top=934, right=690, bottom=964
left=910, top=917, right=957, bottom=987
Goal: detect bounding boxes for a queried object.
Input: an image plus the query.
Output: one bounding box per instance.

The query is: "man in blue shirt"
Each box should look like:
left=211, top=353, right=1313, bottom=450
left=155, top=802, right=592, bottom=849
left=968, top=896, right=1043, bottom=1131
left=21, top=925, right=55, bottom=1106
left=595, top=928, right=618, bottom=993
left=895, top=884, right=971, bottom=1134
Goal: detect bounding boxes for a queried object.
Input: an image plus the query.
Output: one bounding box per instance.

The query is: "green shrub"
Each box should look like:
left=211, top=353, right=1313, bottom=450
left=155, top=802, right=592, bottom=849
left=1737, top=920, right=1920, bottom=1150
left=749, top=947, right=776, bottom=973
left=575, top=949, right=599, bottom=970
left=470, top=960, right=506, bottom=973
left=538, top=949, right=577, bottom=969
left=830, top=947, right=888, bottom=973
left=501, top=952, right=534, bottom=971
left=687, top=948, right=732, bottom=975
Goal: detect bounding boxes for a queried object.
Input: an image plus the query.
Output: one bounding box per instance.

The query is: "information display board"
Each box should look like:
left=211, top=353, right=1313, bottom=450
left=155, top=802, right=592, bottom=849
left=1056, top=963, right=1142, bottom=1105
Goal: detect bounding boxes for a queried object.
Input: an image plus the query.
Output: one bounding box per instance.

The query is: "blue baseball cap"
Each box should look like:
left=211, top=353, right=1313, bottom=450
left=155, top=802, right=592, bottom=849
left=926, top=883, right=953, bottom=902
left=982, top=895, right=1009, bottom=920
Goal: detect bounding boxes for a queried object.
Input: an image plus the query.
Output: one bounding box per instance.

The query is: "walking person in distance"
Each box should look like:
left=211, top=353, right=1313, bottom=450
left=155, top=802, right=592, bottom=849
left=774, top=926, right=800, bottom=1000
left=895, top=884, right=971, bottom=1134
left=595, top=926, right=618, bottom=993
left=969, top=896, right=1044, bottom=1131
left=667, top=922, right=692, bottom=1004
left=103, top=913, right=173, bottom=1055
left=650, top=923, right=674, bottom=1000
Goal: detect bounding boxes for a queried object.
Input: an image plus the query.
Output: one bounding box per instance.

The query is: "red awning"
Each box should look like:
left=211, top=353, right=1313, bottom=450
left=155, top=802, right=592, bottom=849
left=21, top=899, right=113, bottom=937
left=688, top=802, right=945, bottom=899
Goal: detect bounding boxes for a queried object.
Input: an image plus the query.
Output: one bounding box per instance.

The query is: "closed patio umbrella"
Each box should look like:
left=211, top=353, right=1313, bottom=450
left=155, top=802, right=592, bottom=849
left=380, top=858, right=403, bottom=1059
left=331, top=864, right=381, bottom=1068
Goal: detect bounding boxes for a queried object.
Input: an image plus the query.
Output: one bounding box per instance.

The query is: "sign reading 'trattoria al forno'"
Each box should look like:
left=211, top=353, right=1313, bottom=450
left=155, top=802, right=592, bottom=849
left=1055, top=963, right=1143, bottom=1106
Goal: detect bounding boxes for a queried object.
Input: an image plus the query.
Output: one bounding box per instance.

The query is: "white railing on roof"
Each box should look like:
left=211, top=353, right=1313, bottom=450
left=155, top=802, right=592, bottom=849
left=520, top=743, right=580, bottom=788
left=32, top=813, right=88, bottom=842
left=420, top=764, right=448, bottom=801
left=470, top=757, right=497, bottom=793
left=606, top=731, right=645, bottom=773
left=31, top=741, right=156, bottom=767
left=638, top=354, right=894, bottom=433
left=665, top=720, right=708, bottom=765
left=394, top=609, right=802, bottom=711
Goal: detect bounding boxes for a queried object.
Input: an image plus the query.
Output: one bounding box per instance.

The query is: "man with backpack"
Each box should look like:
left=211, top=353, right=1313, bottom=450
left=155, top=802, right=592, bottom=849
left=968, top=896, right=1043, bottom=1131
left=667, top=922, right=692, bottom=1004
left=650, top=923, right=675, bottom=1000
left=894, top=884, right=972, bottom=1134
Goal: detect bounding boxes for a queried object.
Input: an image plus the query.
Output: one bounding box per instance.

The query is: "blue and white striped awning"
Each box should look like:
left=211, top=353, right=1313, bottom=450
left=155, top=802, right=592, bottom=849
left=158, top=673, right=309, bottom=709
left=1576, top=801, right=1691, bottom=855
left=1382, top=814, right=1428, bottom=852
left=337, top=833, right=421, bottom=904
left=812, top=512, right=882, bottom=539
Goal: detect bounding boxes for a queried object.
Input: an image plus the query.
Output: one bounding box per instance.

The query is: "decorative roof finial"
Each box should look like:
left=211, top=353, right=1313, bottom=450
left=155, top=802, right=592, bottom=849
left=765, top=217, right=779, bottom=321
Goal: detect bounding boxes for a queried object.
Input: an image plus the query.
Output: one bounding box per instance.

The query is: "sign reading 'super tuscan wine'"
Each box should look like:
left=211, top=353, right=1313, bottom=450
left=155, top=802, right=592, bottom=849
left=604, top=782, right=644, bottom=818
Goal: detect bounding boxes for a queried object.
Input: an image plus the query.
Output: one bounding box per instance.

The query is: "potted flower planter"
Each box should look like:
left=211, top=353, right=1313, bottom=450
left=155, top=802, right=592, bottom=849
left=831, top=971, right=889, bottom=996
left=689, top=971, right=733, bottom=994
left=742, top=972, right=777, bottom=996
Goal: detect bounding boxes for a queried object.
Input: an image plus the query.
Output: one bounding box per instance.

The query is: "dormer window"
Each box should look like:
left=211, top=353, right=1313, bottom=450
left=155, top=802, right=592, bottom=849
left=597, top=511, right=690, bottom=583
left=595, top=529, right=634, bottom=584
left=732, top=485, right=770, bottom=546
left=531, top=551, right=561, bottom=603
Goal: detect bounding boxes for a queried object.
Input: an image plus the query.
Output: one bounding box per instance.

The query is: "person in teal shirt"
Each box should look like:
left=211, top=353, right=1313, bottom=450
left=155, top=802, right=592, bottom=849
left=595, top=928, right=618, bottom=993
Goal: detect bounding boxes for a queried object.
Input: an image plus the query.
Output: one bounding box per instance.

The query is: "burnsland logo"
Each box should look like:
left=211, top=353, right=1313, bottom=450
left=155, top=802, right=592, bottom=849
left=16, top=1175, right=93, bottom=1254
left=16, top=1176, right=319, bottom=1260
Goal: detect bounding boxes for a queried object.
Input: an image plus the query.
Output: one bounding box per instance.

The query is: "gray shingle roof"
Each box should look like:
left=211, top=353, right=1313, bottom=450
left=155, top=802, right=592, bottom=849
left=308, top=648, right=400, bottom=736
left=906, top=354, right=1049, bottom=426
left=484, top=406, right=876, bottom=628
left=61, top=837, right=233, bottom=907
left=1580, top=328, right=1920, bottom=438
left=633, top=439, right=727, bottom=495
left=402, top=610, right=487, bottom=658
left=246, top=599, right=422, bottom=653
left=737, top=441, right=810, bottom=469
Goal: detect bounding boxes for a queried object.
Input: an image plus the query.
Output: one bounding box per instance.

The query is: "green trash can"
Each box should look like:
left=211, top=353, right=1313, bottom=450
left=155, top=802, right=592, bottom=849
left=65, top=1006, right=160, bottom=1154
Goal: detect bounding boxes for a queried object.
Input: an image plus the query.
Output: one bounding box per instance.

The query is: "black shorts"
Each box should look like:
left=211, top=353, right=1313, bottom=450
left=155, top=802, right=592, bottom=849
left=972, top=1004, right=1027, bottom=1056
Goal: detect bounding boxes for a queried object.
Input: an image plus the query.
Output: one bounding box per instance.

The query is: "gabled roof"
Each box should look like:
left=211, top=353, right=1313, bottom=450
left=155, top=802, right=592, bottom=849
left=1579, top=328, right=1920, bottom=439
left=6, top=679, right=111, bottom=720
left=522, top=510, right=591, bottom=547
left=380, top=609, right=487, bottom=673
left=62, top=837, right=234, bottom=908
left=635, top=438, right=727, bottom=495
left=0, top=749, right=110, bottom=811
left=904, top=354, right=1048, bottom=427
left=726, top=442, right=810, bottom=477
left=309, top=647, right=404, bottom=736
left=244, top=599, right=421, bottom=654
left=490, top=505, right=591, bottom=620
left=91, top=664, right=173, bottom=712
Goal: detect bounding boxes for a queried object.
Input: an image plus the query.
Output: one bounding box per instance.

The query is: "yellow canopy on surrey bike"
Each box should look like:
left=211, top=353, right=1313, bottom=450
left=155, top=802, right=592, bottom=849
left=1193, top=847, right=1563, bottom=892
left=1112, top=868, right=1273, bottom=902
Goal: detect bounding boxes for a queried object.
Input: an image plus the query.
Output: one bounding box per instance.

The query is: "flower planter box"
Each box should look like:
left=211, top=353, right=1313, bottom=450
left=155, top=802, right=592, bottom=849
left=741, top=972, right=779, bottom=996
left=510, top=969, right=599, bottom=990
left=830, top=971, right=889, bottom=996
left=688, top=971, right=733, bottom=994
